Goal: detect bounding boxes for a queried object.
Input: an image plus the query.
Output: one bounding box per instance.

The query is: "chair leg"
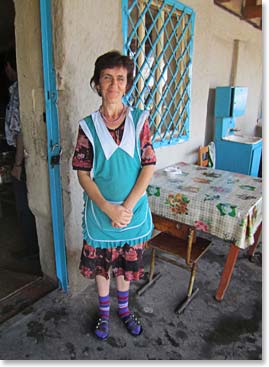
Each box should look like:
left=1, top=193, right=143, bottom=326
left=175, top=263, right=199, bottom=314
left=187, top=263, right=197, bottom=297
left=149, top=248, right=156, bottom=281
left=137, top=248, right=162, bottom=296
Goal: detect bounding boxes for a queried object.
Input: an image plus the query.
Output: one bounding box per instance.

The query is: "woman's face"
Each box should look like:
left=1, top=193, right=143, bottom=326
left=98, top=67, right=128, bottom=105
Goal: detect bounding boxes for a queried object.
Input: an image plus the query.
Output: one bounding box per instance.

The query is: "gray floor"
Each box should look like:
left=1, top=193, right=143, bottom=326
left=0, top=233, right=262, bottom=360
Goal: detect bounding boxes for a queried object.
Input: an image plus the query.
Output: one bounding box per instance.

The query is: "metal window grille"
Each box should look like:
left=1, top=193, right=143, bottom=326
left=122, top=0, right=195, bottom=148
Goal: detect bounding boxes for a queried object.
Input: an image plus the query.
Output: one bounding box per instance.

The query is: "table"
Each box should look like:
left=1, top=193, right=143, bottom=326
left=147, top=162, right=262, bottom=301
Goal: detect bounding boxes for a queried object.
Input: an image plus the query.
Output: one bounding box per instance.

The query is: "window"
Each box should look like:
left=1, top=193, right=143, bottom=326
left=122, top=0, right=195, bottom=148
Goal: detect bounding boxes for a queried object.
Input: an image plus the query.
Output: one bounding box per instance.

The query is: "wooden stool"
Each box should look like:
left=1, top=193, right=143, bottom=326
left=137, top=214, right=212, bottom=314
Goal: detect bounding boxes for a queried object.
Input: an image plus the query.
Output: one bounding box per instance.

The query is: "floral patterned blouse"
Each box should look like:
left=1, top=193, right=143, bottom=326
left=72, top=117, right=156, bottom=171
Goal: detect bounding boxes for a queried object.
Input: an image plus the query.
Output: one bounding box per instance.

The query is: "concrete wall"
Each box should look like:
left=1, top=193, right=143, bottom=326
left=53, top=0, right=124, bottom=291
left=14, top=0, right=262, bottom=293
left=14, top=0, right=56, bottom=281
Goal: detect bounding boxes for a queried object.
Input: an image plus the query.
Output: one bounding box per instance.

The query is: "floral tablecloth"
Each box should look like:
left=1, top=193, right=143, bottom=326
left=147, top=162, right=262, bottom=249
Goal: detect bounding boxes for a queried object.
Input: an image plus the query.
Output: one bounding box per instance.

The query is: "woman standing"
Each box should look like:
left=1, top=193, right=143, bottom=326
left=72, top=51, right=156, bottom=340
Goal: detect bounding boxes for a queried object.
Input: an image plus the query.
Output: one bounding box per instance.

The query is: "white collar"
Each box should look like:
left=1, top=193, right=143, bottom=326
left=91, top=108, right=135, bottom=160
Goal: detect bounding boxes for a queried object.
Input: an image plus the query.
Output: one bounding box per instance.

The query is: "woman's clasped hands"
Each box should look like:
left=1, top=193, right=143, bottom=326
left=106, top=203, right=133, bottom=228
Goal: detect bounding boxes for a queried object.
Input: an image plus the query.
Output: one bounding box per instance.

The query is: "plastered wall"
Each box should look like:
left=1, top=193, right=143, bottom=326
left=53, top=0, right=124, bottom=291
left=14, top=0, right=56, bottom=281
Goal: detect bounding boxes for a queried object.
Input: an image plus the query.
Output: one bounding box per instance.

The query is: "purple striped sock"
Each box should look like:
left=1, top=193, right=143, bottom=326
left=98, top=294, right=110, bottom=320
left=117, top=290, right=141, bottom=336
left=117, top=290, right=130, bottom=319
left=95, top=294, right=110, bottom=340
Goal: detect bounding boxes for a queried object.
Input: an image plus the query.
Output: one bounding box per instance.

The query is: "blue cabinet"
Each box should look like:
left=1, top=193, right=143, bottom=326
left=214, top=86, right=262, bottom=177
left=215, top=140, right=262, bottom=177
left=250, top=144, right=262, bottom=176
left=215, top=87, right=248, bottom=117
left=215, top=117, right=234, bottom=140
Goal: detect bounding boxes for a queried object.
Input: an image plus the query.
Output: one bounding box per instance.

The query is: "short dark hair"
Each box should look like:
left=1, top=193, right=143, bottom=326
left=90, top=50, right=134, bottom=96
left=4, top=48, right=17, bottom=72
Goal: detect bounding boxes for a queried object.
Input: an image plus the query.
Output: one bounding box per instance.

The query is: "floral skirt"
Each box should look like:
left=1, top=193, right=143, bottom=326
left=79, top=240, right=146, bottom=281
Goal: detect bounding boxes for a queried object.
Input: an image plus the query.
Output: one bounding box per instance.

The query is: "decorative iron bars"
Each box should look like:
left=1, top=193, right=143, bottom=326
left=122, top=0, right=195, bottom=147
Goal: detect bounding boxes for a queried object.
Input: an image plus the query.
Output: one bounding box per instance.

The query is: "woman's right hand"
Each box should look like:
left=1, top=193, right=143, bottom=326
left=105, top=203, right=133, bottom=228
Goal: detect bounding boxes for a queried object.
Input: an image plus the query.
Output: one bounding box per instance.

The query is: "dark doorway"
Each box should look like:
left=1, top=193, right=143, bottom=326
left=0, top=0, right=55, bottom=324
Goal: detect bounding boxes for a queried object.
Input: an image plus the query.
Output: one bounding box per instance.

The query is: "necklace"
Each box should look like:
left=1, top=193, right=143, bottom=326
left=99, top=104, right=128, bottom=125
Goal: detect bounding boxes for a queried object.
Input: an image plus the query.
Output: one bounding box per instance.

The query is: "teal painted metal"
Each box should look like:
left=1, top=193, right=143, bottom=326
left=39, top=0, right=68, bottom=291
left=214, top=86, right=262, bottom=176
left=215, top=86, right=248, bottom=117
left=122, top=0, right=195, bottom=148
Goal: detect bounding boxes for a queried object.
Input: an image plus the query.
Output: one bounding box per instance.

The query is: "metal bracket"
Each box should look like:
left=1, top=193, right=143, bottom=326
left=50, top=143, right=62, bottom=167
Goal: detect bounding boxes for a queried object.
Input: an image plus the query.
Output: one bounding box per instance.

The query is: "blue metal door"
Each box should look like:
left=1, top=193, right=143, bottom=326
left=39, top=0, right=68, bottom=291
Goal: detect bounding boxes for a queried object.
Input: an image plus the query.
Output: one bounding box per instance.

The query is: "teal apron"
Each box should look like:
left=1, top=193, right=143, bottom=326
left=79, top=108, right=153, bottom=249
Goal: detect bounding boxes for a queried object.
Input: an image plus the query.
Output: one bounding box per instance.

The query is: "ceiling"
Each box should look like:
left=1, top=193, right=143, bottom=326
left=214, top=0, right=262, bottom=30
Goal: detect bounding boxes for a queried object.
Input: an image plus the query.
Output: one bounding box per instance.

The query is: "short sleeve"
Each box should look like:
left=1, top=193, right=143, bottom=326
left=72, top=126, right=93, bottom=171
left=139, top=117, right=156, bottom=166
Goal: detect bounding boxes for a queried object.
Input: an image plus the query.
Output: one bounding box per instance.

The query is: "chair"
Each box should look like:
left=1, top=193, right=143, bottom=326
left=198, top=145, right=209, bottom=167
left=137, top=214, right=212, bottom=314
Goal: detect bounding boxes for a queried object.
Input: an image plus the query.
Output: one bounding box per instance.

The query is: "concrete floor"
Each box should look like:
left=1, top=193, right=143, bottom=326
left=0, top=234, right=262, bottom=360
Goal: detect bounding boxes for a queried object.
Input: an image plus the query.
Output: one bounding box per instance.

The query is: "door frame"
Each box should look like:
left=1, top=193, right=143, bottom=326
left=39, top=0, right=68, bottom=291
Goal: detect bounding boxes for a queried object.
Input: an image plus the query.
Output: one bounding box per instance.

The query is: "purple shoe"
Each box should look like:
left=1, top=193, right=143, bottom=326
left=95, top=318, right=109, bottom=340
left=121, top=313, right=143, bottom=336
